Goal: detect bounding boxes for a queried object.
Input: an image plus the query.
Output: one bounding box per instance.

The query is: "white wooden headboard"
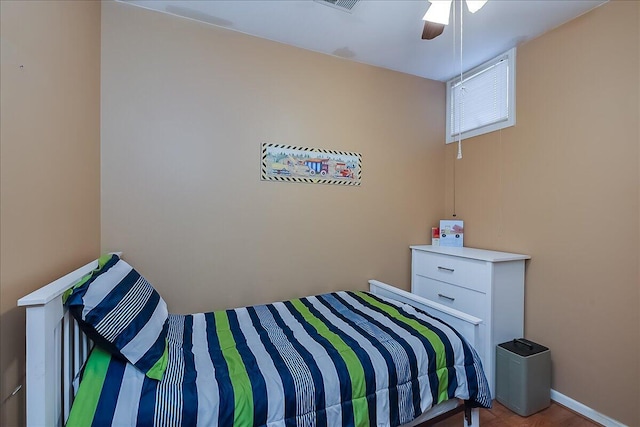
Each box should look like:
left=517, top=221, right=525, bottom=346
left=17, top=253, right=121, bottom=427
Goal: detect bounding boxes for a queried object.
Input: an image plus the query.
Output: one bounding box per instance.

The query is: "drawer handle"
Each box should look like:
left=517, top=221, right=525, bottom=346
left=437, top=293, right=455, bottom=302
left=437, top=266, right=455, bottom=273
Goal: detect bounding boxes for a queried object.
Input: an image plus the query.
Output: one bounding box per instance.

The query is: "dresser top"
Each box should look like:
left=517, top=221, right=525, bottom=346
left=410, top=245, right=531, bottom=262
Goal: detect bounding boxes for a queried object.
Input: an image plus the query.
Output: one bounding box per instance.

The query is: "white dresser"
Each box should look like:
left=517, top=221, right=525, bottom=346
left=410, top=245, right=530, bottom=397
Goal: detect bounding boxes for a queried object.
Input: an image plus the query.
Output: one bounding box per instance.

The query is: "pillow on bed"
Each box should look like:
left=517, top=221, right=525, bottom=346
left=64, top=253, right=168, bottom=381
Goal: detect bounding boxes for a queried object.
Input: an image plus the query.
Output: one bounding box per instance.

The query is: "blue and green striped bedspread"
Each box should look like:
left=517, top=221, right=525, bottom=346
left=67, top=291, right=491, bottom=427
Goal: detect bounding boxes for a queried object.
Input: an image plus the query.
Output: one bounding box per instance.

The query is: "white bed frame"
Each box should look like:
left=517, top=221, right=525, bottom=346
left=17, top=255, right=482, bottom=427
left=369, top=280, right=481, bottom=427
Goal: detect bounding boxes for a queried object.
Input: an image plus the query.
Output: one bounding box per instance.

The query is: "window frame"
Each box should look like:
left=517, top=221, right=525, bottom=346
left=445, top=48, right=516, bottom=144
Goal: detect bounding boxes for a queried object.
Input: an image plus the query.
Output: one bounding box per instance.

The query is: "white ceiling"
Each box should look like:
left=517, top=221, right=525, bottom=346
left=119, top=0, right=607, bottom=82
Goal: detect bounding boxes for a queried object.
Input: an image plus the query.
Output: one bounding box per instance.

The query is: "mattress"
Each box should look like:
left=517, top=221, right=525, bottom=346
left=67, top=291, right=490, bottom=426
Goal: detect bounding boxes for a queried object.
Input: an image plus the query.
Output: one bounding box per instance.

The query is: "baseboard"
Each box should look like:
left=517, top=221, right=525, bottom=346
left=550, top=389, right=627, bottom=427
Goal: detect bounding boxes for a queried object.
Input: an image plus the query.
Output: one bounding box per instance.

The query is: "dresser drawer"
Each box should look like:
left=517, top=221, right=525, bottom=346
left=413, top=275, right=487, bottom=320
left=412, top=250, right=490, bottom=293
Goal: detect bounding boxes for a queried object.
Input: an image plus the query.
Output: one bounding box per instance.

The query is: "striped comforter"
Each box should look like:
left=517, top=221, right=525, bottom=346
left=67, top=291, right=491, bottom=427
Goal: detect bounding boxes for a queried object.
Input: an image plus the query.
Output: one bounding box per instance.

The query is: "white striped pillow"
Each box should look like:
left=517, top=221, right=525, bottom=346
left=65, top=254, right=168, bottom=380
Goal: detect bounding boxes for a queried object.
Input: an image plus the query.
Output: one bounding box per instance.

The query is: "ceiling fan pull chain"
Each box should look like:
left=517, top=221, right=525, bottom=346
left=457, top=0, right=463, bottom=160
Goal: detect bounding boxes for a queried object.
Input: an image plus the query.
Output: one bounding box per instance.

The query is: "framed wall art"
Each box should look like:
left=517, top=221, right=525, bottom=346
left=261, top=143, right=362, bottom=186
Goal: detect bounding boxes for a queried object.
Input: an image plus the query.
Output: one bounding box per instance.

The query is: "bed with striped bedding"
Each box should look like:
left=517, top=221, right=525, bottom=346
left=67, top=290, right=491, bottom=427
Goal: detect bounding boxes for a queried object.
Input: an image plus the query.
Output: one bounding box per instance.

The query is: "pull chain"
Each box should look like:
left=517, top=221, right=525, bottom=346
left=452, top=0, right=464, bottom=217
left=457, top=0, right=463, bottom=160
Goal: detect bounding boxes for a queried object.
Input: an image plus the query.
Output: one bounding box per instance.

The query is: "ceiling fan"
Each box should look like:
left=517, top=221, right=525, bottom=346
left=422, top=0, right=488, bottom=40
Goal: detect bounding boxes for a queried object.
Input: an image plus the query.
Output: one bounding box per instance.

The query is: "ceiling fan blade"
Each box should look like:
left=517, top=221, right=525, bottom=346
left=422, top=21, right=445, bottom=40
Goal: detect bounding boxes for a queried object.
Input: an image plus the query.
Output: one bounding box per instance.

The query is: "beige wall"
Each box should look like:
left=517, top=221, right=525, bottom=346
left=443, top=2, right=639, bottom=425
left=100, top=1, right=445, bottom=315
left=0, top=1, right=101, bottom=425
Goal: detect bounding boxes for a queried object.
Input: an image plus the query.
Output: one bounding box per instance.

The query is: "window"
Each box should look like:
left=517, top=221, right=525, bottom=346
left=446, top=48, right=516, bottom=143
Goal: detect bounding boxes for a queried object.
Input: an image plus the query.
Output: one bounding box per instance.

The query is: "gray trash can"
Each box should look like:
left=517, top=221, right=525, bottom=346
left=495, top=338, right=550, bottom=416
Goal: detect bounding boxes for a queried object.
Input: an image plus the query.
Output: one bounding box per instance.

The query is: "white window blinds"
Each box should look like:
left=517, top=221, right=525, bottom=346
left=446, top=48, right=515, bottom=143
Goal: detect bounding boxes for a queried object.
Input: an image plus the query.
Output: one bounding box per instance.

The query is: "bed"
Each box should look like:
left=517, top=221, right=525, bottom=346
left=18, top=253, right=490, bottom=427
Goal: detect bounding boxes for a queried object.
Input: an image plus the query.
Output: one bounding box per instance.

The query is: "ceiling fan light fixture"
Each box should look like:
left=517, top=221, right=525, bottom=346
left=466, top=0, right=488, bottom=13
left=422, top=0, right=452, bottom=26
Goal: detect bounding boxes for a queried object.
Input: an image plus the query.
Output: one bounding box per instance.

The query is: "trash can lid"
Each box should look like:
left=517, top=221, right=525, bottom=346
left=498, top=338, right=549, bottom=357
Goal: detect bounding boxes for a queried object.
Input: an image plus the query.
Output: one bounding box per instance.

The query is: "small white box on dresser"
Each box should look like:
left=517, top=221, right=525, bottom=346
left=409, top=245, right=530, bottom=397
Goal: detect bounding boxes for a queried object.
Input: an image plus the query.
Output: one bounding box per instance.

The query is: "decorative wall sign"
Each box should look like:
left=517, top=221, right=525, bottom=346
left=261, top=143, right=362, bottom=186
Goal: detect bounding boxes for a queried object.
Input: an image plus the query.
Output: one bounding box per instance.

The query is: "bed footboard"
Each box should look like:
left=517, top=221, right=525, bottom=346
left=17, top=254, right=120, bottom=427
left=368, top=280, right=482, bottom=348
left=369, top=280, right=483, bottom=427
